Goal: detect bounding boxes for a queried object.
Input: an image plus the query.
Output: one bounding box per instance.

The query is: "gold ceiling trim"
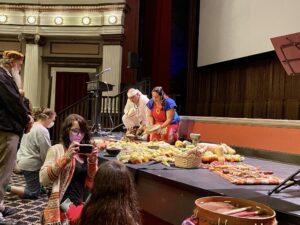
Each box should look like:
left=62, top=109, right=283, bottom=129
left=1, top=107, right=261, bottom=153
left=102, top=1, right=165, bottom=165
left=0, top=3, right=126, bottom=12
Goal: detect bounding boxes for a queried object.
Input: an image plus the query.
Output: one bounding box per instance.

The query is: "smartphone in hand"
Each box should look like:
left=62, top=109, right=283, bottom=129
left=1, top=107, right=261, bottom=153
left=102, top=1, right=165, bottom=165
left=78, top=144, right=93, bottom=154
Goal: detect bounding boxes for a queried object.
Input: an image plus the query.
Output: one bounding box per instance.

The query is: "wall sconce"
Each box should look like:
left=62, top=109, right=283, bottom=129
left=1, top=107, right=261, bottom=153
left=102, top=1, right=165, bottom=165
left=54, top=16, right=63, bottom=25
left=27, top=16, right=36, bottom=24
left=0, top=15, right=7, bottom=23
left=108, top=15, right=117, bottom=24
left=82, top=16, right=91, bottom=25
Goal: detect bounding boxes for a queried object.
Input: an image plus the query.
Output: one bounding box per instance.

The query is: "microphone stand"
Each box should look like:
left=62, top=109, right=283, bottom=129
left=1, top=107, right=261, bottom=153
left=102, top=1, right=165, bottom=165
left=90, top=68, right=111, bottom=136
left=104, top=81, right=115, bottom=135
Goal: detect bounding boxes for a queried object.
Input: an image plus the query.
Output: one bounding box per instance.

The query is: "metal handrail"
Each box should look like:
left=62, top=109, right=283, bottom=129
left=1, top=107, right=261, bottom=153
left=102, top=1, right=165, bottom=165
left=50, top=79, right=150, bottom=142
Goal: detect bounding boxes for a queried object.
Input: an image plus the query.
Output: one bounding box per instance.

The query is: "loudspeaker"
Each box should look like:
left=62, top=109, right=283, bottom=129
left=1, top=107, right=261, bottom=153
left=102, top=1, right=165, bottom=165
left=127, top=52, right=139, bottom=69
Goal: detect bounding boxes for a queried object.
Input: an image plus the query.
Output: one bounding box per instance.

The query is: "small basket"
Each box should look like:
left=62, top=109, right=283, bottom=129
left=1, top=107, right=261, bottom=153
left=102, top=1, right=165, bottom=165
left=174, top=154, right=202, bottom=168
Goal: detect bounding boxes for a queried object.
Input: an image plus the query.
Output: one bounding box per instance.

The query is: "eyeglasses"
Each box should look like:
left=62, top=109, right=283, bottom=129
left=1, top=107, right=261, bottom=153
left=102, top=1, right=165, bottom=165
left=70, top=128, right=81, bottom=135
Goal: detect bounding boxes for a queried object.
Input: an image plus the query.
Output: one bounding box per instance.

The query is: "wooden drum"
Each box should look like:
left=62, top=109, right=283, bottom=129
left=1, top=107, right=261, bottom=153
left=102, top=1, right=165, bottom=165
left=195, top=196, right=277, bottom=225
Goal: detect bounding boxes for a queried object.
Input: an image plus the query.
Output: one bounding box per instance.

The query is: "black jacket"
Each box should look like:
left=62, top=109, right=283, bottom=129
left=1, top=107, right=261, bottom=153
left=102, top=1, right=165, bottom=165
left=0, top=67, right=29, bottom=136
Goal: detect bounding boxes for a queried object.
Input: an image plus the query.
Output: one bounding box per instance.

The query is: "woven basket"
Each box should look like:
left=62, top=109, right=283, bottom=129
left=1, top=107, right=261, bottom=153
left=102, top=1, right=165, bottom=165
left=174, top=154, right=202, bottom=168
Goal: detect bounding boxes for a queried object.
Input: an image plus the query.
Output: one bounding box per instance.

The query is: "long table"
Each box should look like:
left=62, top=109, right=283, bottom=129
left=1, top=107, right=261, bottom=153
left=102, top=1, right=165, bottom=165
left=99, top=153, right=300, bottom=225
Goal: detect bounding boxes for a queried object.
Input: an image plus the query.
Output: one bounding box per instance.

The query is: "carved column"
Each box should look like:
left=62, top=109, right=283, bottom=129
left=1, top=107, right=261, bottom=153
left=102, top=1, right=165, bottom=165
left=100, top=34, right=124, bottom=97
left=19, top=34, right=44, bottom=108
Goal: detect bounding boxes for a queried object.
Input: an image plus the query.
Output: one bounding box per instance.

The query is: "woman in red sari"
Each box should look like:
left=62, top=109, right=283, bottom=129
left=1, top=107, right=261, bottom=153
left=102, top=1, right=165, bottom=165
left=146, top=86, right=180, bottom=144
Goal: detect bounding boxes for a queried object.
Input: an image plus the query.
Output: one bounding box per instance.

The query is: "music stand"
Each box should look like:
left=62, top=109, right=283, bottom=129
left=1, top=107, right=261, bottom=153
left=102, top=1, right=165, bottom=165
left=86, top=75, right=113, bottom=136
left=271, top=32, right=300, bottom=76
left=268, top=33, right=300, bottom=194
left=268, top=169, right=300, bottom=195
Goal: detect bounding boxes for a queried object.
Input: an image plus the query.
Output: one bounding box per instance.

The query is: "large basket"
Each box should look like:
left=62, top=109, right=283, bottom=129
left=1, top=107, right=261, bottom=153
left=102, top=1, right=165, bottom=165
left=174, top=154, right=201, bottom=168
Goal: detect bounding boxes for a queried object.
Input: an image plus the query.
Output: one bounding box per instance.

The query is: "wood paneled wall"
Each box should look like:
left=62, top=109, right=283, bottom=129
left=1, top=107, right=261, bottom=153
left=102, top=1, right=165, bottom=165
left=186, top=0, right=300, bottom=120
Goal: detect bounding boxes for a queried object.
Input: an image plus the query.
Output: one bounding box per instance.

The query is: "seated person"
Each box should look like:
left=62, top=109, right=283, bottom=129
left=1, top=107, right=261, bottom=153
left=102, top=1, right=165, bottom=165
left=76, top=160, right=141, bottom=225
left=122, top=88, right=149, bottom=136
left=146, top=86, right=180, bottom=144
left=40, top=114, right=98, bottom=225
left=6, top=108, right=56, bottom=199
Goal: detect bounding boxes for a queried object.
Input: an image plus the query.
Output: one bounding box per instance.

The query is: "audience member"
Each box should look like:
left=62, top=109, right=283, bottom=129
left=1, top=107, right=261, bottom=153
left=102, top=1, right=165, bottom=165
left=122, top=88, right=149, bottom=136
left=0, top=50, right=34, bottom=225
left=40, top=114, right=98, bottom=225
left=146, top=86, right=180, bottom=144
left=76, top=160, right=141, bottom=225
left=6, top=108, right=56, bottom=199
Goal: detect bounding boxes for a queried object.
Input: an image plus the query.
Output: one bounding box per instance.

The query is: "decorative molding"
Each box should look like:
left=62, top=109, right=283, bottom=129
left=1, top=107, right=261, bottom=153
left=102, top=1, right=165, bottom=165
left=0, top=3, right=126, bottom=29
left=101, top=34, right=124, bottom=46
left=42, top=56, right=102, bottom=65
left=50, top=42, right=100, bottom=55
left=0, top=3, right=127, bottom=12
left=0, top=39, right=21, bottom=53
left=18, top=33, right=46, bottom=45
left=0, top=25, right=123, bottom=37
left=49, top=66, right=98, bottom=110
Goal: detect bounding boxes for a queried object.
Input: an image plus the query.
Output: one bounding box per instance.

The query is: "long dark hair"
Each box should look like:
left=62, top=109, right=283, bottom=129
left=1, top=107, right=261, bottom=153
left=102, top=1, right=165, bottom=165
left=152, top=86, right=168, bottom=109
left=76, top=161, right=141, bottom=225
left=60, top=114, right=91, bottom=148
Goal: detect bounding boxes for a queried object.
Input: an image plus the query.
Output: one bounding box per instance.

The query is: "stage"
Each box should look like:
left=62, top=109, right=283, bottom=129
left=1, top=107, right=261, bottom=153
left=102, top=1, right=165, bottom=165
left=99, top=153, right=300, bottom=225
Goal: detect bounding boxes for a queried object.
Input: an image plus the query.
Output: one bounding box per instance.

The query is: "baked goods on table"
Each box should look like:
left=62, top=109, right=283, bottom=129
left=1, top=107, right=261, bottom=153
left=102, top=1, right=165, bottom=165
left=105, top=138, right=245, bottom=167
left=93, top=138, right=115, bottom=150
left=199, top=143, right=244, bottom=163
left=209, top=161, right=282, bottom=184
left=111, top=141, right=181, bottom=166
left=176, top=141, right=244, bottom=163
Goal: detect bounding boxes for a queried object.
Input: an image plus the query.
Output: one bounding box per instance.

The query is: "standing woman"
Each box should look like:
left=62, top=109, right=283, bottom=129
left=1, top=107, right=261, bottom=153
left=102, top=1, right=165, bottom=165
left=6, top=107, right=56, bottom=199
left=76, top=160, right=141, bottom=225
left=146, top=86, right=180, bottom=144
left=40, top=114, right=98, bottom=225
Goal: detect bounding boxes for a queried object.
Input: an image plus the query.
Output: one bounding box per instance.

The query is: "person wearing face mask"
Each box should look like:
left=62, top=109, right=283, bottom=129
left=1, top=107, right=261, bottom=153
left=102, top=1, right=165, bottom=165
left=0, top=50, right=34, bottom=225
left=40, top=114, right=98, bottom=225
left=5, top=107, right=56, bottom=199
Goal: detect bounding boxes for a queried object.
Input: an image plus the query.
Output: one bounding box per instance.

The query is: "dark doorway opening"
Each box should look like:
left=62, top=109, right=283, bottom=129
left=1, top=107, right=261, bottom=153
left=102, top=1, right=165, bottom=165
left=55, top=72, right=89, bottom=113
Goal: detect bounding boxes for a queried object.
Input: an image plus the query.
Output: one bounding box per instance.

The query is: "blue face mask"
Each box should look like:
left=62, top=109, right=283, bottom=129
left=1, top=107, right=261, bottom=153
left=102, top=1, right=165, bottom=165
left=69, top=132, right=84, bottom=143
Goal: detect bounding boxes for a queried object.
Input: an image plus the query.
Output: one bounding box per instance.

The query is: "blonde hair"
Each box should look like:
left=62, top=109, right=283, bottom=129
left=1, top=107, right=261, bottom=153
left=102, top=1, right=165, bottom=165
left=33, top=107, right=56, bottom=121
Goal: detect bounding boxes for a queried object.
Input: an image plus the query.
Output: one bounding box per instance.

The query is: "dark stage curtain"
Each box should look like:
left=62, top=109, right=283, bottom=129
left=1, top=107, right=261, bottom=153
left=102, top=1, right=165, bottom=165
left=141, top=0, right=172, bottom=93
left=55, top=72, right=89, bottom=113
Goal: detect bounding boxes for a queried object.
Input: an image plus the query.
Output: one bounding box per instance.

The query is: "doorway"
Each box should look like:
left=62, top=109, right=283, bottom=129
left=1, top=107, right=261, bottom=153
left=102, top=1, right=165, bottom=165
left=55, top=72, right=89, bottom=112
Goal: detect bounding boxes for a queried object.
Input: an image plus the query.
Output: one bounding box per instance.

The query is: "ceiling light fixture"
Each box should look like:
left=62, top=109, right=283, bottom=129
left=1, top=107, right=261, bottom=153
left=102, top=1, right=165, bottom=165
left=82, top=16, right=91, bottom=25
left=54, top=16, right=63, bottom=25
left=27, top=16, right=36, bottom=24
left=0, top=15, right=7, bottom=23
left=108, top=15, right=117, bottom=25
